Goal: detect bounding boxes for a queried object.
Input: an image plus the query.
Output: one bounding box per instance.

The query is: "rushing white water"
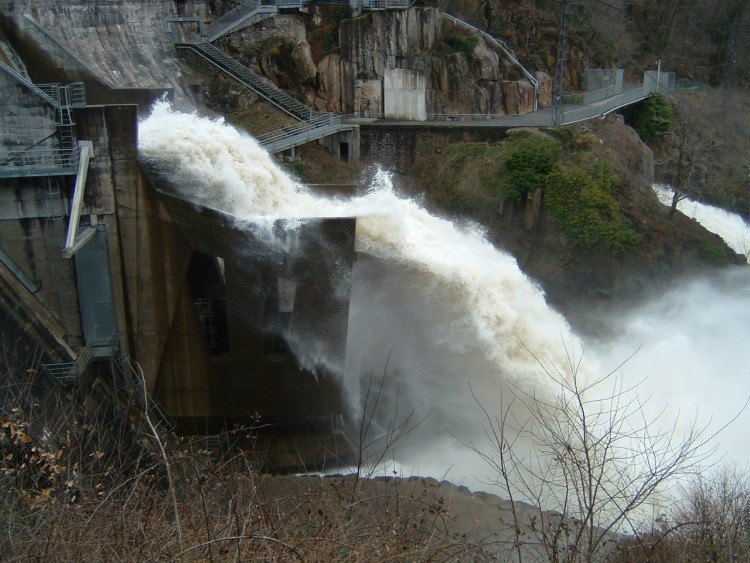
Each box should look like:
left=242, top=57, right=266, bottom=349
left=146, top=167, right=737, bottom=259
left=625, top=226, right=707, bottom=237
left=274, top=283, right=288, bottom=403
left=653, top=184, right=750, bottom=262
left=591, top=268, right=750, bottom=472
left=139, top=102, right=588, bottom=488
left=138, top=102, right=749, bottom=495
left=139, top=102, right=581, bottom=388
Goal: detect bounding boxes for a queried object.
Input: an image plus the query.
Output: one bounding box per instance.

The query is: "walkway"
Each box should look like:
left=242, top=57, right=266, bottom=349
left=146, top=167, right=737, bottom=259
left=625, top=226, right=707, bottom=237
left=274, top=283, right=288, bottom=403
left=166, top=27, right=355, bottom=151
left=363, top=82, right=657, bottom=128
left=165, top=5, right=663, bottom=153
left=0, top=60, right=86, bottom=178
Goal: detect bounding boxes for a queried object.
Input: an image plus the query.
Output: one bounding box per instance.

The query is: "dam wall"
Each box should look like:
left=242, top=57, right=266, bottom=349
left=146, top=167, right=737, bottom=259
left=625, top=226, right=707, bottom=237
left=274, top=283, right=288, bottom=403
left=0, top=0, right=210, bottom=101
left=1, top=63, right=357, bottom=467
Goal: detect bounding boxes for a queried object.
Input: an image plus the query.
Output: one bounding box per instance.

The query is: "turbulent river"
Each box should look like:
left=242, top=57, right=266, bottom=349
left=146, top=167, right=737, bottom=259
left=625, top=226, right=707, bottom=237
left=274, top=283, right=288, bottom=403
left=139, top=102, right=750, bottom=493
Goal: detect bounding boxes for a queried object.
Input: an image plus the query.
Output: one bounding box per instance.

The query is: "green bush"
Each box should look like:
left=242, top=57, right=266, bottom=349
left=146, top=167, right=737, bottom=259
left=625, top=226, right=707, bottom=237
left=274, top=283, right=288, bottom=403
left=634, top=93, right=674, bottom=144
left=503, top=132, right=560, bottom=204
left=444, top=33, right=479, bottom=58
left=284, top=158, right=307, bottom=180
left=697, top=236, right=732, bottom=265
left=544, top=163, right=641, bottom=253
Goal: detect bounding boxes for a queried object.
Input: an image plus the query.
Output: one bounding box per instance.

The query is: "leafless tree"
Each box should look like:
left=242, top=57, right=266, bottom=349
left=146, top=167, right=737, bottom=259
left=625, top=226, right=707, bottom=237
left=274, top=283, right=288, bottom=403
left=657, top=98, right=720, bottom=217
left=626, top=0, right=697, bottom=62
left=468, top=345, right=744, bottom=562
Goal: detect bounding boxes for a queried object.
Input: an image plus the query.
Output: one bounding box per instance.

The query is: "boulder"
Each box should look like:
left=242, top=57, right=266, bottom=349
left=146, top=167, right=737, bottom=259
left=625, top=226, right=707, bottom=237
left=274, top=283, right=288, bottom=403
left=292, top=41, right=317, bottom=86
left=502, top=80, right=535, bottom=114
left=317, top=54, right=343, bottom=112
left=536, top=71, right=553, bottom=108
left=472, top=38, right=500, bottom=81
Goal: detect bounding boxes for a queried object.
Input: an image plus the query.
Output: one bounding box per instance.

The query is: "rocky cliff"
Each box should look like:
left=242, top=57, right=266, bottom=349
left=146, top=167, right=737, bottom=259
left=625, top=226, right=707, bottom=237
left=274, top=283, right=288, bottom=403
left=222, top=7, right=545, bottom=117
left=1, top=1, right=547, bottom=118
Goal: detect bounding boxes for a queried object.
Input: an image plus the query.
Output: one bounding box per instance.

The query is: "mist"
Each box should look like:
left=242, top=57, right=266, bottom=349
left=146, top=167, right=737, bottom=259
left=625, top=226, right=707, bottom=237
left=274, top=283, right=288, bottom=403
left=138, top=102, right=750, bottom=496
left=589, top=268, right=750, bottom=468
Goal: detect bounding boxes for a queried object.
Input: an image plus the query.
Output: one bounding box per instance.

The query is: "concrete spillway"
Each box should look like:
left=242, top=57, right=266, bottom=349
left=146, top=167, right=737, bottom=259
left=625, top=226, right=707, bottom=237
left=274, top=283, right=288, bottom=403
left=0, top=55, right=358, bottom=468
left=150, top=182, right=357, bottom=430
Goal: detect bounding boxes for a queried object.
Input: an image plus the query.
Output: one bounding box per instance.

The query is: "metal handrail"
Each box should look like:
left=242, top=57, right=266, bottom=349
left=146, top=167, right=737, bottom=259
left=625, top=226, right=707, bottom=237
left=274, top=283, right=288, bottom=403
left=207, top=0, right=280, bottom=41
left=68, top=82, right=87, bottom=106
left=42, top=332, right=174, bottom=430
left=43, top=342, right=94, bottom=386
left=442, top=13, right=538, bottom=111
left=203, top=0, right=414, bottom=41
left=254, top=111, right=356, bottom=153
left=0, top=60, right=61, bottom=108
left=256, top=112, right=341, bottom=143
left=0, top=146, right=81, bottom=177
left=176, top=33, right=313, bottom=121
left=1, top=65, right=86, bottom=110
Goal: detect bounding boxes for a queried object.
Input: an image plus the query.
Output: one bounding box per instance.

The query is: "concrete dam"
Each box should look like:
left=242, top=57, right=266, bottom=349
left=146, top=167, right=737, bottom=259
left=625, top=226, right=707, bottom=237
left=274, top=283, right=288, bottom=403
left=0, top=0, right=364, bottom=467
left=0, top=0, right=593, bottom=470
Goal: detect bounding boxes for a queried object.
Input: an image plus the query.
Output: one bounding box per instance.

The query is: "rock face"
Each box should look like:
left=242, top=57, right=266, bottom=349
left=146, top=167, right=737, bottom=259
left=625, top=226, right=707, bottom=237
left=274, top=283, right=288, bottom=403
left=239, top=7, right=539, bottom=117
left=3, top=2, right=539, bottom=117
left=291, top=41, right=317, bottom=86
left=502, top=79, right=535, bottom=114
left=317, top=54, right=344, bottom=112
left=335, top=8, right=538, bottom=116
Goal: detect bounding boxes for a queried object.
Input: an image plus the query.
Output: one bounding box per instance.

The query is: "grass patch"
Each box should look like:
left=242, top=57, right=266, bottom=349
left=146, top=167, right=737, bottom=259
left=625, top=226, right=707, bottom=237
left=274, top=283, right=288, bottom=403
left=444, top=32, right=479, bottom=58
left=416, top=141, right=507, bottom=215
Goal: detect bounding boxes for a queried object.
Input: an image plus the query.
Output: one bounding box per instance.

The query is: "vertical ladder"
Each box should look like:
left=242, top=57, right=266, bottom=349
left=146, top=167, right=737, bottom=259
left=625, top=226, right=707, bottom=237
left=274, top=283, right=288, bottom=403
left=196, top=298, right=218, bottom=350
left=56, top=86, right=77, bottom=155
left=45, top=177, right=66, bottom=221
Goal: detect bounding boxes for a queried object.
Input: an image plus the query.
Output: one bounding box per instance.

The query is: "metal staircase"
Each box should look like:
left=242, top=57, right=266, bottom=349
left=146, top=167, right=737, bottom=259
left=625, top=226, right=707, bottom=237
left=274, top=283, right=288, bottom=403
left=206, top=0, right=280, bottom=42
left=0, top=61, right=87, bottom=177
left=109, top=336, right=175, bottom=432
left=43, top=332, right=174, bottom=431
left=174, top=32, right=313, bottom=121
left=43, top=343, right=94, bottom=386
left=38, top=82, right=86, bottom=154
left=44, top=177, right=66, bottom=220
left=255, top=112, right=349, bottom=153
left=1, top=60, right=59, bottom=107
left=168, top=31, right=354, bottom=151
left=204, top=0, right=414, bottom=42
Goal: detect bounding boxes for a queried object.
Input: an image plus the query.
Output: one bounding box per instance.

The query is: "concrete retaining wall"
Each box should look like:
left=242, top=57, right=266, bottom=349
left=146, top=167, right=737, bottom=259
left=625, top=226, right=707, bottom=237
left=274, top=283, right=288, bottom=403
left=384, top=68, right=426, bottom=121
left=360, top=123, right=510, bottom=173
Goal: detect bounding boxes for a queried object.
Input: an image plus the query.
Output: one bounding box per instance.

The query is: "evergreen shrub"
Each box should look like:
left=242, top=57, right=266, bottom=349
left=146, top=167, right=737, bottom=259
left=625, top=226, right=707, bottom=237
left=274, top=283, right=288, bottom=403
left=634, top=93, right=674, bottom=144
left=544, top=163, right=641, bottom=253
left=502, top=132, right=559, bottom=204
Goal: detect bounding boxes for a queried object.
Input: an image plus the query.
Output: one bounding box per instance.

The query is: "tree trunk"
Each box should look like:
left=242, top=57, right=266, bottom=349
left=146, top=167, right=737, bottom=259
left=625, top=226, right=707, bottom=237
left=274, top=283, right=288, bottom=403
left=669, top=189, right=681, bottom=217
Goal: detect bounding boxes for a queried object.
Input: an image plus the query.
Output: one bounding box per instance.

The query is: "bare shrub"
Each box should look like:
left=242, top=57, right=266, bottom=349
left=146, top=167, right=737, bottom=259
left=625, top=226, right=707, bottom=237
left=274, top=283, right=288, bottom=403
left=468, top=346, right=743, bottom=562
left=670, top=465, right=750, bottom=561
left=0, top=345, right=502, bottom=560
